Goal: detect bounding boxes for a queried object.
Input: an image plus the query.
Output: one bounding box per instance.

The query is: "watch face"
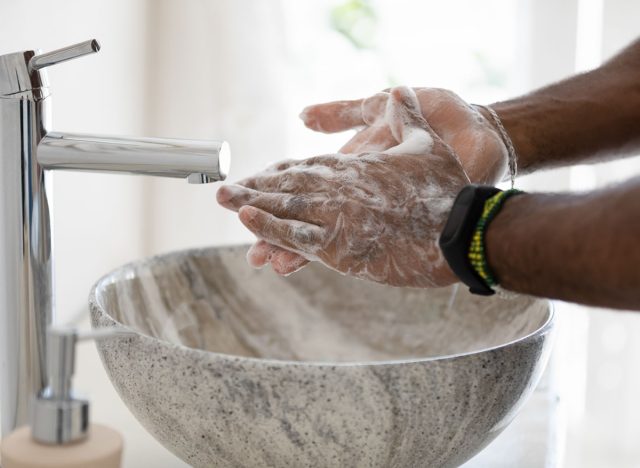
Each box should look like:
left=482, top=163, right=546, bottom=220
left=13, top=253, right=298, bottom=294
left=439, top=186, right=475, bottom=245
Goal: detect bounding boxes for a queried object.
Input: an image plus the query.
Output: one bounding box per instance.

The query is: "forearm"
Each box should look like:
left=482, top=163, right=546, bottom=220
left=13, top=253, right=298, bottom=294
left=485, top=177, right=640, bottom=310
left=491, top=39, right=640, bottom=174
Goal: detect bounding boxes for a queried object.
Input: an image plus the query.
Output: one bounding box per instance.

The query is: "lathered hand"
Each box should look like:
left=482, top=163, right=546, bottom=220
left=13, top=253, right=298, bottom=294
left=217, top=87, right=469, bottom=287
left=301, top=87, right=508, bottom=184
left=245, top=86, right=507, bottom=275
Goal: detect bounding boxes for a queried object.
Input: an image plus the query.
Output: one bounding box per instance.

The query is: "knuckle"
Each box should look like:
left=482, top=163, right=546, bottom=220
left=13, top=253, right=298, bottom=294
left=292, top=225, right=321, bottom=247
left=266, top=159, right=296, bottom=172
left=303, top=154, right=338, bottom=167
left=276, top=172, right=299, bottom=192
left=284, top=195, right=310, bottom=217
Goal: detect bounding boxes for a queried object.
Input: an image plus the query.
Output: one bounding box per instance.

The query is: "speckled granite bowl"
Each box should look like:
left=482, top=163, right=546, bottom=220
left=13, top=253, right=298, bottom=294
left=89, top=245, right=554, bottom=468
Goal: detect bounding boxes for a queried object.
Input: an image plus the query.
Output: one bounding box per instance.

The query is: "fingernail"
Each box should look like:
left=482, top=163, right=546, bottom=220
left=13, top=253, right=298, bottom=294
left=299, top=107, right=315, bottom=126
left=226, top=184, right=251, bottom=200
left=216, top=185, right=232, bottom=204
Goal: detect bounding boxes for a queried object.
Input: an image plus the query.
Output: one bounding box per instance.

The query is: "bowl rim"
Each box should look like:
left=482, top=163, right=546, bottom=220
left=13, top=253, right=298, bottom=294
left=89, top=244, right=555, bottom=368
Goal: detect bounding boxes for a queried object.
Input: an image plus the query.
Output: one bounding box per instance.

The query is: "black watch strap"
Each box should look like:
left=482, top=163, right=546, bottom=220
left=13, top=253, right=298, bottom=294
left=439, top=185, right=501, bottom=296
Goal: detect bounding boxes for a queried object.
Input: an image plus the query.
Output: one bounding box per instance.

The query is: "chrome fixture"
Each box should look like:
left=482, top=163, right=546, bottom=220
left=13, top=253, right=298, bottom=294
left=0, top=40, right=230, bottom=437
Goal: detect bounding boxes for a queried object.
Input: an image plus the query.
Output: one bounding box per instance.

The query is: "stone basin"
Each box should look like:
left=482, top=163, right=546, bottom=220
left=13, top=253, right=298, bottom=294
left=89, top=245, right=554, bottom=468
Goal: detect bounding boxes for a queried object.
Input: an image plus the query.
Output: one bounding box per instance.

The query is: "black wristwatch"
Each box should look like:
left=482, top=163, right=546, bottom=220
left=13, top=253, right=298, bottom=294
left=439, top=185, right=501, bottom=296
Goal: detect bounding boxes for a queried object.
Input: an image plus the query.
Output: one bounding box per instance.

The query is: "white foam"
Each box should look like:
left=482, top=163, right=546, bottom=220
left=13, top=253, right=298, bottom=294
left=242, top=86, right=464, bottom=287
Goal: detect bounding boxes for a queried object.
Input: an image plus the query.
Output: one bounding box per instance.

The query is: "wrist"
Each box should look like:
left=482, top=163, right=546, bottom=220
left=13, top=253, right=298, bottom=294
left=488, top=100, right=537, bottom=175
left=465, top=105, right=509, bottom=185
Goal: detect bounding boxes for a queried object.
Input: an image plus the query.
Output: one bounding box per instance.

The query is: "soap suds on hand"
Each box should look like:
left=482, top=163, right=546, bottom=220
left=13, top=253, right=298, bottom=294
left=230, top=87, right=468, bottom=288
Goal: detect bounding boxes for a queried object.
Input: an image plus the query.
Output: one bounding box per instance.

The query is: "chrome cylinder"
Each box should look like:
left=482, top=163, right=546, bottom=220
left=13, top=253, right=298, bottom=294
left=0, top=39, right=230, bottom=439
left=0, top=91, right=53, bottom=437
left=38, top=132, right=230, bottom=183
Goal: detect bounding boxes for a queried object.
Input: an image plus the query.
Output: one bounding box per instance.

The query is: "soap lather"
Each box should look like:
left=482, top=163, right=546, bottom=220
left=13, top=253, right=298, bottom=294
left=0, top=326, right=134, bottom=468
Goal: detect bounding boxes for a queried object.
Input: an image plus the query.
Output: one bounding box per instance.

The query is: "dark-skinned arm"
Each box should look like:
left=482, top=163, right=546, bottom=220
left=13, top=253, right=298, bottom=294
left=486, top=177, right=640, bottom=310
left=489, top=38, right=640, bottom=173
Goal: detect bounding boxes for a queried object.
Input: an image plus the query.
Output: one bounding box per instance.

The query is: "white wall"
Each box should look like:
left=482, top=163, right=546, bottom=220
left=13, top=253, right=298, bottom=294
left=565, top=2, right=640, bottom=467
left=142, top=0, right=288, bottom=256
left=0, top=0, right=150, bottom=325
left=0, top=1, right=188, bottom=466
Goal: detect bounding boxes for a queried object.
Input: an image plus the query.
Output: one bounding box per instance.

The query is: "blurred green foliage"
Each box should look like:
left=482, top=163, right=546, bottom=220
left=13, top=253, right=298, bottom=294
left=330, top=0, right=378, bottom=50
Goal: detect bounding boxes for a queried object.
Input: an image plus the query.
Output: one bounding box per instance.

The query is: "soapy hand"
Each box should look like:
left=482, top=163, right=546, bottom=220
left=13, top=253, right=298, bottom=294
left=217, top=87, right=469, bottom=287
left=301, top=87, right=508, bottom=184
left=246, top=87, right=508, bottom=276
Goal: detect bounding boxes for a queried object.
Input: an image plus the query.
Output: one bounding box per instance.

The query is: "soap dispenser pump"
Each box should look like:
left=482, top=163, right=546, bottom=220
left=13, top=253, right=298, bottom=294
left=1, top=326, right=131, bottom=468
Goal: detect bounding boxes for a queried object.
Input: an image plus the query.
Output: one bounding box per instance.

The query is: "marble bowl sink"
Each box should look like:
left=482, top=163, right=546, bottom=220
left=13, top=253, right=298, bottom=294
left=89, top=245, right=554, bottom=468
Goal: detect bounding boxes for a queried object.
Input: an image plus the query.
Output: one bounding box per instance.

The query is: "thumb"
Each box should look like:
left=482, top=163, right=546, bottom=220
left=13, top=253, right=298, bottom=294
left=385, top=86, right=441, bottom=155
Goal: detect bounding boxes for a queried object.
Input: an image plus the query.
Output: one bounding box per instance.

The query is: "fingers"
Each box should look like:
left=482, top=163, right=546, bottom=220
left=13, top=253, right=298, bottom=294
left=217, top=184, right=325, bottom=222
left=235, top=171, right=307, bottom=193
left=270, top=250, right=310, bottom=276
left=300, top=93, right=388, bottom=133
left=238, top=206, right=325, bottom=256
left=235, top=154, right=342, bottom=193
left=263, top=158, right=298, bottom=173
left=300, top=100, right=363, bottom=133
left=217, top=184, right=257, bottom=211
left=246, top=240, right=279, bottom=268
left=339, top=125, right=396, bottom=154
left=216, top=185, right=282, bottom=211
left=246, top=240, right=310, bottom=275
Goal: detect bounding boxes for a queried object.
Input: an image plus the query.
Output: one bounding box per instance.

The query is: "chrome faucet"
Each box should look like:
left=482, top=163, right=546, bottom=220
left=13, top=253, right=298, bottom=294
left=0, top=40, right=230, bottom=437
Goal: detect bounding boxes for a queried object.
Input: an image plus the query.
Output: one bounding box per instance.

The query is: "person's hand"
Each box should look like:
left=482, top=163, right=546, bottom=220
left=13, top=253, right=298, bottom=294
left=217, top=87, right=469, bottom=288
left=301, top=87, right=508, bottom=184
left=243, top=87, right=508, bottom=276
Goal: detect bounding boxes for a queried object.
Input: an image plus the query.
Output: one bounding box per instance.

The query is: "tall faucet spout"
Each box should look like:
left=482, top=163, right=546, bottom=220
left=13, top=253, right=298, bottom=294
left=1, top=39, right=232, bottom=437
left=38, top=132, right=229, bottom=182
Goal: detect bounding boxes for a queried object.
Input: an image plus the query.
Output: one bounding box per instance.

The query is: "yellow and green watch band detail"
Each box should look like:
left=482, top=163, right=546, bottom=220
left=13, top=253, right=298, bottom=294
left=468, top=189, right=524, bottom=288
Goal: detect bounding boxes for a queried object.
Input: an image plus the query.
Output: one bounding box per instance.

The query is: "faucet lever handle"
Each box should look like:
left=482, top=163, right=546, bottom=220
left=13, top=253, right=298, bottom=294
left=29, top=39, right=100, bottom=72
